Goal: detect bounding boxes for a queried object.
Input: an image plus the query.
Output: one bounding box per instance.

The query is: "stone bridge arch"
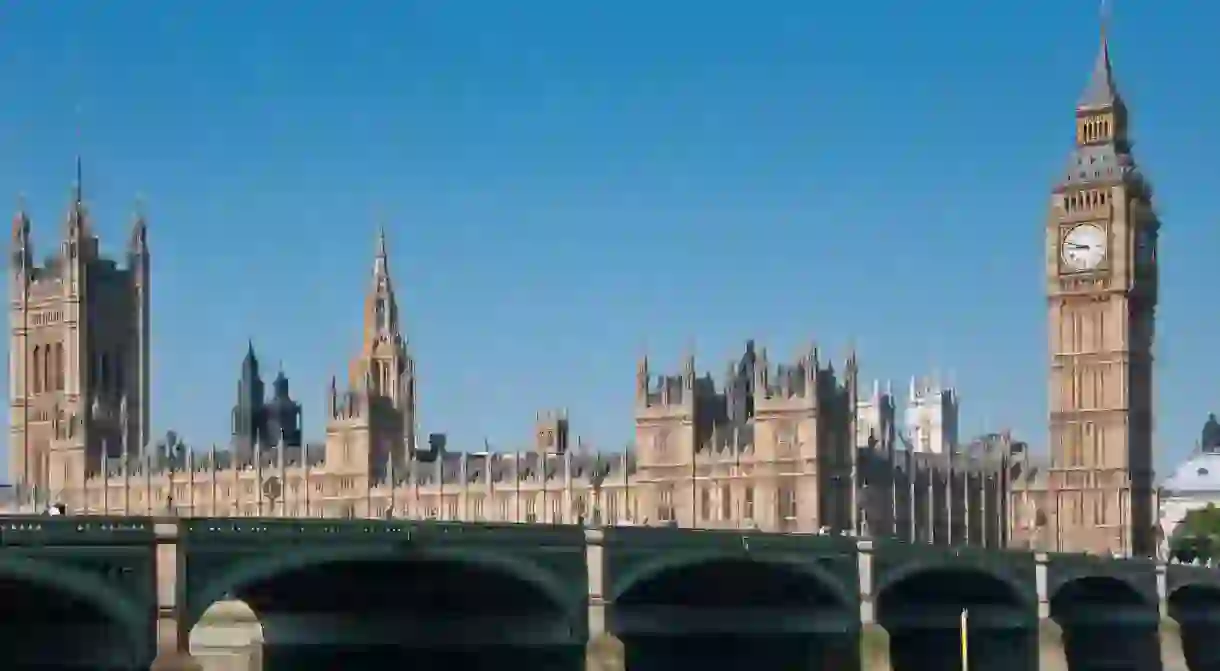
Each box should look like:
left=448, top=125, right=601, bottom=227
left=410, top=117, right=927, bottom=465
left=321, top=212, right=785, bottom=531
left=1167, top=581, right=1220, bottom=671
left=186, top=543, right=582, bottom=630
left=608, top=550, right=859, bottom=669
left=0, top=554, right=150, bottom=667
left=609, top=550, right=856, bottom=607
left=874, top=557, right=1037, bottom=671
left=1050, top=574, right=1161, bottom=669
left=1046, top=566, right=1157, bottom=609
left=874, top=557, right=1037, bottom=610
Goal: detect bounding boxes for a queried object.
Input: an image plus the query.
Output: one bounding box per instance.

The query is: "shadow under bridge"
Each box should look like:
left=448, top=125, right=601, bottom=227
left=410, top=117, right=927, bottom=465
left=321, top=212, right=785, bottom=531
left=191, top=549, right=587, bottom=671
left=877, top=565, right=1037, bottom=671
left=0, top=564, right=148, bottom=670
left=1168, top=583, right=1220, bottom=671
left=608, top=555, right=859, bottom=670
left=1051, top=575, right=1162, bottom=671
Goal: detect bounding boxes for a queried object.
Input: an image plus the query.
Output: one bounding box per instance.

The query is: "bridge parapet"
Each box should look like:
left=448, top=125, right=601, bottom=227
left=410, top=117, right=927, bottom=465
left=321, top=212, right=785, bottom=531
left=1166, top=562, right=1220, bottom=595
left=601, top=526, right=860, bottom=607
left=178, top=517, right=583, bottom=544
left=0, top=515, right=156, bottom=546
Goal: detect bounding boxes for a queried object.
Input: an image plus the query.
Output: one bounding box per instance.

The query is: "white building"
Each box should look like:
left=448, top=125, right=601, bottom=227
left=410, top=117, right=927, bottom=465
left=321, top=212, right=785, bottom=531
left=1157, top=414, right=1220, bottom=558
left=856, top=376, right=959, bottom=454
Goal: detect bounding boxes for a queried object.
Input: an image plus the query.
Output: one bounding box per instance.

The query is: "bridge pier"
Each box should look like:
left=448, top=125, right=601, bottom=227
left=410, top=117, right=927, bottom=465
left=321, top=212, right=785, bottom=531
left=1037, top=619, right=1067, bottom=671
left=154, top=521, right=200, bottom=671
left=585, top=529, right=625, bottom=671
left=1154, top=563, right=1189, bottom=671
left=1159, top=617, right=1187, bottom=671
left=861, top=623, right=891, bottom=670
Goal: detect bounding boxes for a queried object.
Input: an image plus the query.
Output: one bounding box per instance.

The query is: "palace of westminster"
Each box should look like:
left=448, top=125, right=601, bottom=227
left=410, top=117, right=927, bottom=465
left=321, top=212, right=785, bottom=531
left=1, top=32, right=1166, bottom=559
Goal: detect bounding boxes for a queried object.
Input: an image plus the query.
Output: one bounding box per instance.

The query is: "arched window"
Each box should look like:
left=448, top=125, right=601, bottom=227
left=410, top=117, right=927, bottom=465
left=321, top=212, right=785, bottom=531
left=53, top=343, right=64, bottom=391
left=31, top=346, right=42, bottom=394
left=41, top=345, right=51, bottom=395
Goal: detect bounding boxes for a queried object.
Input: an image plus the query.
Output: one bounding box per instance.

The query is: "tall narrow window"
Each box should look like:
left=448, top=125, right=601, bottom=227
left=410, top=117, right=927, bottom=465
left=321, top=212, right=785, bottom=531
left=32, top=346, right=42, bottom=394
left=113, top=352, right=123, bottom=395
left=779, top=481, right=797, bottom=520
left=54, top=343, right=64, bottom=391
left=100, top=354, right=110, bottom=392
left=41, top=345, right=50, bottom=395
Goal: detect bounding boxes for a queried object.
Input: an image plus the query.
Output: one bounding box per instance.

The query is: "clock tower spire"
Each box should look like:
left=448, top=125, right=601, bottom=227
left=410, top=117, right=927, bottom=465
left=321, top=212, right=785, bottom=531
left=1044, top=16, right=1158, bottom=557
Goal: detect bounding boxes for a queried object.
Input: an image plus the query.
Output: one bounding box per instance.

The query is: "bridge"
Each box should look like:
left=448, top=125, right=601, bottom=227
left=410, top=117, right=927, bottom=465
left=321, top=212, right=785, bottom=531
left=1, top=516, right=1219, bottom=670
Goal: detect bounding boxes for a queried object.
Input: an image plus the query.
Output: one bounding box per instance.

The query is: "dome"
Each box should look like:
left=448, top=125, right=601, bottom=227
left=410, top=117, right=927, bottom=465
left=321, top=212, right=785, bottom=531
left=1162, top=452, right=1220, bottom=494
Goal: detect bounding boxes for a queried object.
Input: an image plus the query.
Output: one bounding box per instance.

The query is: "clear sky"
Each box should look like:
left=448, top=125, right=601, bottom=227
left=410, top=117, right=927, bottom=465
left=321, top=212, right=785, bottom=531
left=0, top=2, right=1215, bottom=477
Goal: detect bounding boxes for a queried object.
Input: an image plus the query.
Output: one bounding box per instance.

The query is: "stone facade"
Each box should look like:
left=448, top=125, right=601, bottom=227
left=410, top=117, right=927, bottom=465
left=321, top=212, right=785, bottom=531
left=5, top=191, right=1009, bottom=546
left=8, top=164, right=150, bottom=505
left=1011, top=30, right=1160, bottom=558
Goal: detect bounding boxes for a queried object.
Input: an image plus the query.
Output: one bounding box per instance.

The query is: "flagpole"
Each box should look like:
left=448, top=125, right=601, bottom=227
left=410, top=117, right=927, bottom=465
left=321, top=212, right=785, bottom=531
left=960, top=608, right=969, bottom=671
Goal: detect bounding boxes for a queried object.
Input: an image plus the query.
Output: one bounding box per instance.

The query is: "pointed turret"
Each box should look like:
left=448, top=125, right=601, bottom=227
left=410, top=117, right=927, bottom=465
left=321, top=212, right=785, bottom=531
left=128, top=200, right=148, bottom=258
left=59, top=158, right=99, bottom=273
left=364, top=226, right=401, bottom=344
left=242, top=340, right=259, bottom=377
left=273, top=365, right=290, bottom=399
left=1058, top=9, right=1139, bottom=189
left=65, top=156, right=89, bottom=238
left=347, top=224, right=415, bottom=406
left=11, top=198, right=31, bottom=276
left=1077, top=24, right=1120, bottom=111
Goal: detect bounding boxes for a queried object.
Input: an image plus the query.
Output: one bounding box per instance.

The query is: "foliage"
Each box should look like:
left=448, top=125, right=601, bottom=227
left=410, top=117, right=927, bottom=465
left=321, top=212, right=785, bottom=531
left=1170, top=504, right=1220, bottom=563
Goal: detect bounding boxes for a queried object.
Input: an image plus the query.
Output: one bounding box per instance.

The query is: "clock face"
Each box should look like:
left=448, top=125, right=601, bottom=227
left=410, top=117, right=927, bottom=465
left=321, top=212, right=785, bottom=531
left=1062, top=224, right=1107, bottom=271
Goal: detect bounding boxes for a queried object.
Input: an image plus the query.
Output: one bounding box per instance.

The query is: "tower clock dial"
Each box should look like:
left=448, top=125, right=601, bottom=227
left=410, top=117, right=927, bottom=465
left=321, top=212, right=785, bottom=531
left=1062, top=224, right=1107, bottom=271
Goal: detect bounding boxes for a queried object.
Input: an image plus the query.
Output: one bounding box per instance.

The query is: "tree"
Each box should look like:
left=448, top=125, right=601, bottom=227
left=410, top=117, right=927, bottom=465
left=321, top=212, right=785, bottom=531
left=1170, top=504, right=1220, bottom=563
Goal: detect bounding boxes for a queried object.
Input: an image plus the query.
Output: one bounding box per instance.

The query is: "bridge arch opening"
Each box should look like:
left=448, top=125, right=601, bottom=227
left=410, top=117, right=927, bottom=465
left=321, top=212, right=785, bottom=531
left=0, top=573, right=144, bottom=669
left=207, top=554, right=582, bottom=671
left=1169, top=584, right=1220, bottom=671
left=188, top=598, right=264, bottom=670
left=1051, top=576, right=1159, bottom=671
left=612, top=556, right=857, bottom=670
left=876, top=566, right=1035, bottom=671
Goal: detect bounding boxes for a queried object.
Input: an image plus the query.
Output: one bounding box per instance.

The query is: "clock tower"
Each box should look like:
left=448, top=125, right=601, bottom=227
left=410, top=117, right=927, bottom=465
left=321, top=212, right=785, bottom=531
left=1046, top=26, right=1158, bottom=557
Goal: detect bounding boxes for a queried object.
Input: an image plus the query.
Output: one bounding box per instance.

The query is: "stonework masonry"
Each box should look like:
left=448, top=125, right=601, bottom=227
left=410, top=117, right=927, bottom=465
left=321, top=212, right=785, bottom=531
left=5, top=193, right=1011, bottom=551
left=1010, top=29, right=1160, bottom=559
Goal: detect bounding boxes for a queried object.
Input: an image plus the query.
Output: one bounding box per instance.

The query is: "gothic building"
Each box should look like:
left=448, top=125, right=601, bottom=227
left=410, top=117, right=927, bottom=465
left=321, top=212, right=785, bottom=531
left=3, top=197, right=1009, bottom=545
left=230, top=343, right=303, bottom=463
left=630, top=344, right=1009, bottom=541
left=17, top=34, right=1159, bottom=559
left=1011, top=27, right=1160, bottom=557
left=7, top=165, right=150, bottom=501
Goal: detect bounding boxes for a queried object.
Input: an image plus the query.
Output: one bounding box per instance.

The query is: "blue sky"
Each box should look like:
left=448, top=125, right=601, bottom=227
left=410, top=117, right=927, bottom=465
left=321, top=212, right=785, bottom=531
left=0, top=2, right=1216, bottom=477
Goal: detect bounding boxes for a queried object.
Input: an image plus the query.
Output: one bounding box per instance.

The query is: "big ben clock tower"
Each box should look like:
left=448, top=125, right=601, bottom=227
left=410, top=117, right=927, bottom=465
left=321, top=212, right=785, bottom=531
left=1046, top=24, right=1158, bottom=557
